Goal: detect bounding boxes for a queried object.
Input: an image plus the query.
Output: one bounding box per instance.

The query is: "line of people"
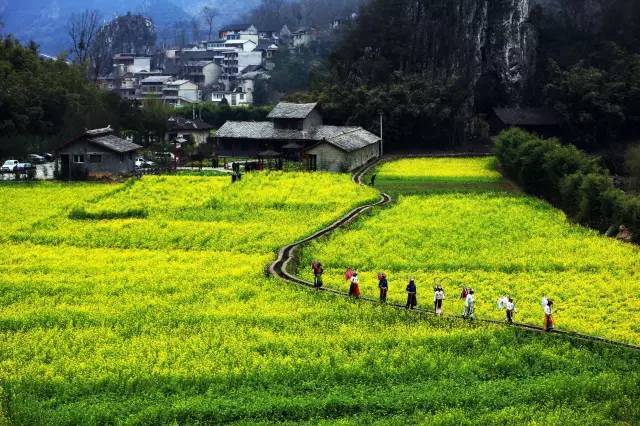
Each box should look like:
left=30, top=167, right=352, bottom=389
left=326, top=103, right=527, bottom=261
left=311, top=262, right=556, bottom=331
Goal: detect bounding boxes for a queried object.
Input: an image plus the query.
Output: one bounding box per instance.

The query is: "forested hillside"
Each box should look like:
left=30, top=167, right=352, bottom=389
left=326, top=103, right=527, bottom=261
left=288, top=0, right=640, bottom=152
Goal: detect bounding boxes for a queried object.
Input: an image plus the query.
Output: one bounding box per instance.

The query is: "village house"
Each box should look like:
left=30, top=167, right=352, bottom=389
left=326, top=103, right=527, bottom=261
left=181, top=61, right=221, bottom=87
left=113, top=54, right=152, bottom=74
left=211, top=66, right=269, bottom=107
left=216, top=102, right=381, bottom=171
left=139, top=75, right=174, bottom=100
left=292, top=28, right=317, bottom=48
left=162, top=80, right=199, bottom=107
left=165, top=117, right=215, bottom=146
left=219, top=24, right=258, bottom=42
left=57, top=126, right=142, bottom=180
left=489, top=107, right=562, bottom=137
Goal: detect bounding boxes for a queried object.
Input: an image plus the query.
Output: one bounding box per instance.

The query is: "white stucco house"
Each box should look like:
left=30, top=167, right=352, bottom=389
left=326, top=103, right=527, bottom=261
left=162, top=80, right=199, bottom=107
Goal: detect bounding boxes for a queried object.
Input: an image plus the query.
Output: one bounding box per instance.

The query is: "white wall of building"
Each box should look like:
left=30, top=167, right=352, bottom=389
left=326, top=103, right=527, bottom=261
left=131, top=57, right=151, bottom=73
left=238, top=51, right=263, bottom=71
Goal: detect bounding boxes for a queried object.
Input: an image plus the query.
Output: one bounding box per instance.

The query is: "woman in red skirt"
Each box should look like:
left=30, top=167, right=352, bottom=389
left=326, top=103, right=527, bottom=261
left=349, top=272, right=361, bottom=298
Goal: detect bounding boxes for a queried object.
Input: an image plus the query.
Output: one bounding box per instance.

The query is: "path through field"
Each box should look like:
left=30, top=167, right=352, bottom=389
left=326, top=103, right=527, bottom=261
left=296, top=157, right=640, bottom=347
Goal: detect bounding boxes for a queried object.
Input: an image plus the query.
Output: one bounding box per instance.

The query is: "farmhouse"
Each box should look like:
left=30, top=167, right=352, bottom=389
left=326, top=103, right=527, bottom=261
left=490, top=107, right=561, bottom=137
left=57, top=126, right=142, bottom=180
left=216, top=102, right=381, bottom=171
left=166, top=117, right=214, bottom=145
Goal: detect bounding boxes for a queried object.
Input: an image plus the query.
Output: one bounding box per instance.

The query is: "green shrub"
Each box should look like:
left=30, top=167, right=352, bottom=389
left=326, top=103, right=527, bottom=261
left=69, top=207, right=148, bottom=220
left=495, top=128, right=640, bottom=239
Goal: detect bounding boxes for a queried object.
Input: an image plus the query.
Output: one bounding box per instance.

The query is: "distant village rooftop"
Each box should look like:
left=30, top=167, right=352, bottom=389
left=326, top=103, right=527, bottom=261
left=168, top=117, right=215, bottom=131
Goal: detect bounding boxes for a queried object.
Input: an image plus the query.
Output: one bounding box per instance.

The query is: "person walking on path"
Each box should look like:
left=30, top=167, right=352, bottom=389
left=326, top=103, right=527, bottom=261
left=505, top=297, right=515, bottom=324
left=434, top=285, right=445, bottom=315
left=406, top=278, right=417, bottom=309
left=311, top=261, right=323, bottom=289
left=497, top=296, right=515, bottom=324
left=542, top=297, right=554, bottom=331
left=378, top=273, right=388, bottom=303
left=345, top=267, right=354, bottom=283
left=463, top=289, right=475, bottom=319
left=349, top=271, right=361, bottom=298
left=370, top=174, right=377, bottom=186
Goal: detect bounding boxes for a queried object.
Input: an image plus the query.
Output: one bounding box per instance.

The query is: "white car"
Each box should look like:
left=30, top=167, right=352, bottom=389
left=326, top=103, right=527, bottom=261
left=1, top=160, right=19, bottom=172
left=135, top=158, right=156, bottom=168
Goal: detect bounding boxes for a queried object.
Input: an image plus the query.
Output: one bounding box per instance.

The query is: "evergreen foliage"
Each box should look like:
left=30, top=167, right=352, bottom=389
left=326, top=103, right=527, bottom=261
left=495, top=128, right=640, bottom=238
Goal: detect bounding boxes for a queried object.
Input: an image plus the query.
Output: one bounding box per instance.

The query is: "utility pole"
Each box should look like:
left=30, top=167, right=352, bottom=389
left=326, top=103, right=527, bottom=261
left=379, top=111, right=384, bottom=157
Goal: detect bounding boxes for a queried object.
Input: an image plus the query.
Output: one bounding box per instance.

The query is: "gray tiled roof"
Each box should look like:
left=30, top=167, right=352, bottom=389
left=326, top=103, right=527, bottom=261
left=216, top=122, right=380, bottom=152
left=324, top=128, right=381, bottom=152
left=90, top=135, right=142, bottom=153
left=493, top=108, right=561, bottom=126
left=168, top=117, right=215, bottom=131
left=267, top=102, right=318, bottom=119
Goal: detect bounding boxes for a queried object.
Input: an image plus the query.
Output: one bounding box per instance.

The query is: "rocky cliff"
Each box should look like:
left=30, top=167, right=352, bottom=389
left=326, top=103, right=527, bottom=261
left=429, top=0, right=536, bottom=106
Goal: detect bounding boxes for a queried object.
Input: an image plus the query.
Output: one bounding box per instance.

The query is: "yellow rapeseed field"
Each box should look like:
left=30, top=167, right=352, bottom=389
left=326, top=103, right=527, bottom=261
left=1, top=170, right=639, bottom=424
left=304, top=158, right=640, bottom=344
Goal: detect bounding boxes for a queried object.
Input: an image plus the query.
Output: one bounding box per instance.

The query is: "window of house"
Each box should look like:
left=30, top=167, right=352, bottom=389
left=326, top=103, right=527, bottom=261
left=239, top=94, right=245, bottom=100
left=120, top=153, right=125, bottom=162
left=73, top=154, right=85, bottom=163
left=89, top=154, right=102, bottom=163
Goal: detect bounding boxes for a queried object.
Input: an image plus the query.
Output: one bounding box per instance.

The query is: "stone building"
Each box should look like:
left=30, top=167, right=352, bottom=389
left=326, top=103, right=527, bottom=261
left=57, top=126, right=142, bottom=180
left=216, top=102, right=381, bottom=171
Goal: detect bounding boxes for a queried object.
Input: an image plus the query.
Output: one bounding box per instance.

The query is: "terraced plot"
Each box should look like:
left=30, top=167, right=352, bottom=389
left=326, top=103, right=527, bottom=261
left=303, top=158, right=640, bottom=345
left=1, top=170, right=639, bottom=424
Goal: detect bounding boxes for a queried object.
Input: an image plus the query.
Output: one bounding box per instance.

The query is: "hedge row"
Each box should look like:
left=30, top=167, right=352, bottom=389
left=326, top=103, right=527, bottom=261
left=495, top=128, right=640, bottom=240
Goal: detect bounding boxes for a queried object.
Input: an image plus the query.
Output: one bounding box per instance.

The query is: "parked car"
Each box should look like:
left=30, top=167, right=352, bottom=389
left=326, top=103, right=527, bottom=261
left=28, top=154, right=46, bottom=164
left=16, top=162, right=33, bottom=171
left=135, top=157, right=156, bottom=168
left=1, top=160, right=19, bottom=172
left=42, top=153, right=54, bottom=161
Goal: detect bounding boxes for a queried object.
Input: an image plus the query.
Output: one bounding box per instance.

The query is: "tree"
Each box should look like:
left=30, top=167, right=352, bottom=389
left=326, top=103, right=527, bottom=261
left=201, top=6, right=219, bottom=41
left=67, top=10, right=100, bottom=64
left=190, top=18, right=201, bottom=43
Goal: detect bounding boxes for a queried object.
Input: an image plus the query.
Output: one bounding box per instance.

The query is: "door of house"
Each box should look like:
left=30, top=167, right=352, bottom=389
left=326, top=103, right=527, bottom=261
left=60, top=154, right=70, bottom=179
left=306, top=154, right=317, bottom=171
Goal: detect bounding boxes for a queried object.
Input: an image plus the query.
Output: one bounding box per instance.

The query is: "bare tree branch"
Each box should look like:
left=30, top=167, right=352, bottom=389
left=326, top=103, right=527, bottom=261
left=67, top=10, right=100, bottom=64
left=201, top=6, right=219, bottom=41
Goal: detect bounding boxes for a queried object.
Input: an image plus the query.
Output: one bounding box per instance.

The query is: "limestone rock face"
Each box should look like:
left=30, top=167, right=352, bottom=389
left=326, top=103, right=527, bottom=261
left=450, top=0, right=536, bottom=105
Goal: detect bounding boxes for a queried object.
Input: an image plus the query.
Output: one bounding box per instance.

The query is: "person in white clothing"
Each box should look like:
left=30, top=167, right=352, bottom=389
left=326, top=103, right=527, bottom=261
left=433, top=285, right=445, bottom=315
left=543, top=299, right=554, bottom=331
left=463, top=289, right=475, bottom=319
left=505, top=297, right=515, bottom=324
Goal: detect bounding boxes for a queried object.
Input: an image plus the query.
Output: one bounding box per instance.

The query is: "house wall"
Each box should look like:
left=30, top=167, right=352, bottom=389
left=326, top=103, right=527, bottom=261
left=302, top=110, right=323, bottom=130
left=304, top=144, right=349, bottom=172
left=239, top=34, right=259, bottom=46
left=58, top=142, right=137, bottom=178
left=346, top=142, right=380, bottom=170
left=178, top=82, right=199, bottom=102
left=131, top=57, right=151, bottom=73
left=305, top=142, right=380, bottom=172
left=238, top=51, right=263, bottom=72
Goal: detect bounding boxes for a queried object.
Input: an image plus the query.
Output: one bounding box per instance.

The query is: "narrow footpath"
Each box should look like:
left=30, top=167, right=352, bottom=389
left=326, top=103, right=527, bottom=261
left=269, top=157, right=640, bottom=352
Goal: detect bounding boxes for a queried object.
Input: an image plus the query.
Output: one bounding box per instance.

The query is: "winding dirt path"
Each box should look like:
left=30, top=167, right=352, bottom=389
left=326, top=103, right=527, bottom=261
left=269, top=157, right=640, bottom=352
